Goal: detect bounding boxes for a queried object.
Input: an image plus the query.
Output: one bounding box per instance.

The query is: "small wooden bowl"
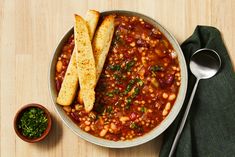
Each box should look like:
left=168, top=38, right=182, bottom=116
left=14, top=103, right=52, bottom=143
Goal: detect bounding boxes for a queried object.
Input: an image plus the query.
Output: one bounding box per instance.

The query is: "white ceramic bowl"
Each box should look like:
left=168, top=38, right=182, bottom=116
left=49, top=10, right=188, bottom=148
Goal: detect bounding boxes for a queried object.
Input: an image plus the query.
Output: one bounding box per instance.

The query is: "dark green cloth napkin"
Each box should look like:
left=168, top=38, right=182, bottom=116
left=160, top=26, right=235, bottom=157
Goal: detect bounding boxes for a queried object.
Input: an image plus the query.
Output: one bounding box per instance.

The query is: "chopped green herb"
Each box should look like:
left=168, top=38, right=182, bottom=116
left=113, top=89, right=120, bottom=94
left=140, top=106, right=147, bottom=113
left=119, top=93, right=124, bottom=96
left=114, top=31, right=125, bottom=45
left=124, top=86, right=131, bottom=95
left=125, top=60, right=135, bottom=71
left=109, top=64, right=121, bottom=71
left=130, top=79, right=135, bottom=84
left=131, top=87, right=140, bottom=98
left=106, top=106, right=113, bottom=114
left=137, top=79, right=144, bottom=86
left=106, top=89, right=120, bottom=97
left=130, top=122, right=138, bottom=129
left=126, top=97, right=132, bottom=104
left=124, top=97, right=132, bottom=110
left=126, top=84, right=132, bottom=91
left=150, top=65, right=163, bottom=72
left=125, top=104, right=131, bottom=110
left=124, top=79, right=137, bottom=95
left=134, top=87, right=140, bottom=94
left=114, top=74, right=121, bottom=80
left=106, top=92, right=114, bottom=97
left=17, top=107, right=48, bottom=138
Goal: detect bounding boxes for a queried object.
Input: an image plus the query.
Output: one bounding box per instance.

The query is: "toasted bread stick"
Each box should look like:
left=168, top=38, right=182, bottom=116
left=93, top=15, right=115, bottom=82
left=56, top=49, right=78, bottom=106
left=57, top=10, right=100, bottom=106
left=74, top=14, right=96, bottom=112
left=77, top=15, right=115, bottom=105
left=86, top=10, right=100, bottom=40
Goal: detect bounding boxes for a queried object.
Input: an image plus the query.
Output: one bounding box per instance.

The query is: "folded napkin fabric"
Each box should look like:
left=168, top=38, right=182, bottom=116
left=160, top=26, right=235, bottom=157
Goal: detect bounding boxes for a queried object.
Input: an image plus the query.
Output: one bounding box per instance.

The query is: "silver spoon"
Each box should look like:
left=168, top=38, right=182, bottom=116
left=168, top=48, right=221, bottom=157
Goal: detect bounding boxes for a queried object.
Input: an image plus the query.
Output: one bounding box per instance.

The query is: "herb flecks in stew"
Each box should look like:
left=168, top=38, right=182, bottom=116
left=17, top=108, right=48, bottom=138
left=55, top=15, right=181, bottom=141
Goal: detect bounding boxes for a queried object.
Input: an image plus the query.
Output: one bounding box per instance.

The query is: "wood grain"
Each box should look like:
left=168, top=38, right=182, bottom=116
left=0, top=0, right=234, bottom=157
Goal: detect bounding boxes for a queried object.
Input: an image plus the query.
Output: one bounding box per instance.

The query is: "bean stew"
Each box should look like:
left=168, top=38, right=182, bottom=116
left=55, top=15, right=181, bottom=141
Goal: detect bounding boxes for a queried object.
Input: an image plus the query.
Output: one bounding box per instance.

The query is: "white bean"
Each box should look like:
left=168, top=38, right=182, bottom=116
left=120, top=116, right=130, bottom=124
left=110, top=123, right=117, bottom=130
left=165, top=102, right=171, bottom=110
left=99, top=129, right=108, bottom=137
left=84, top=121, right=91, bottom=126
left=84, top=126, right=90, bottom=132
left=168, top=94, right=176, bottom=101
left=162, top=93, right=168, bottom=99
left=56, top=61, right=63, bottom=72
left=162, top=109, right=168, bottom=116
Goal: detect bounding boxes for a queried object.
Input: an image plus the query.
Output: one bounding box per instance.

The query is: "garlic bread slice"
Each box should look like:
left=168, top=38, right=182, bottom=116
left=86, top=10, right=100, bottom=40
left=57, top=10, right=100, bottom=106
left=92, top=15, right=115, bottom=82
left=74, top=14, right=96, bottom=112
left=56, top=49, right=78, bottom=106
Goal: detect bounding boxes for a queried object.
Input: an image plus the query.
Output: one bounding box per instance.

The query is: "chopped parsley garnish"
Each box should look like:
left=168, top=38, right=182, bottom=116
left=114, top=74, right=121, bottom=80
left=109, top=64, right=121, bottom=71
left=123, top=78, right=140, bottom=95
left=106, top=92, right=114, bottom=97
left=124, top=84, right=133, bottom=95
left=130, top=79, right=136, bottom=84
left=113, top=89, right=120, bottom=94
left=125, top=97, right=132, bottom=110
left=137, top=78, right=144, bottom=86
left=130, top=122, right=138, bottom=129
left=114, top=31, right=125, bottom=45
left=125, top=84, right=132, bottom=93
left=125, top=60, right=135, bottom=71
left=126, top=97, right=132, bottom=104
left=125, top=104, right=131, bottom=110
left=140, top=106, right=147, bottom=113
left=106, top=106, right=113, bottom=114
left=17, top=108, right=48, bottom=138
left=150, top=65, right=163, bottom=72
left=106, top=89, right=120, bottom=97
left=131, top=87, right=140, bottom=98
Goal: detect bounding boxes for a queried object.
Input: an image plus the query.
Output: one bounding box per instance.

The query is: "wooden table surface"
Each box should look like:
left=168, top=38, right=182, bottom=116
left=1, top=0, right=234, bottom=157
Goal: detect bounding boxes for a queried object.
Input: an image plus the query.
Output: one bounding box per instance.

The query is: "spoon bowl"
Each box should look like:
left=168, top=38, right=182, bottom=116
left=190, top=48, right=221, bottom=79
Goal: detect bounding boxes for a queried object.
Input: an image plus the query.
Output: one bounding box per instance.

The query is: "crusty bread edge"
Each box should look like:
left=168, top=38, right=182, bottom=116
left=74, top=14, right=96, bottom=112
left=56, top=49, right=78, bottom=106
left=85, top=10, right=100, bottom=40
left=57, top=11, right=100, bottom=107
left=93, top=15, right=115, bottom=82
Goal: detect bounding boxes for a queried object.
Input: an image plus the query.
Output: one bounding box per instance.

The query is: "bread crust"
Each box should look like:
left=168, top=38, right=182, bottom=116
left=93, top=15, right=115, bottom=82
left=74, top=14, right=96, bottom=112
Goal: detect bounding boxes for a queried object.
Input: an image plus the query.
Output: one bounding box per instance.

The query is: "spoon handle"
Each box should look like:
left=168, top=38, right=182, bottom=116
left=168, top=78, right=200, bottom=157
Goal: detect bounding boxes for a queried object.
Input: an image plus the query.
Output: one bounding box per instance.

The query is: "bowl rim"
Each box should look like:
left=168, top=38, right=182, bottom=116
left=13, top=103, right=52, bottom=143
left=48, top=10, right=188, bottom=148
